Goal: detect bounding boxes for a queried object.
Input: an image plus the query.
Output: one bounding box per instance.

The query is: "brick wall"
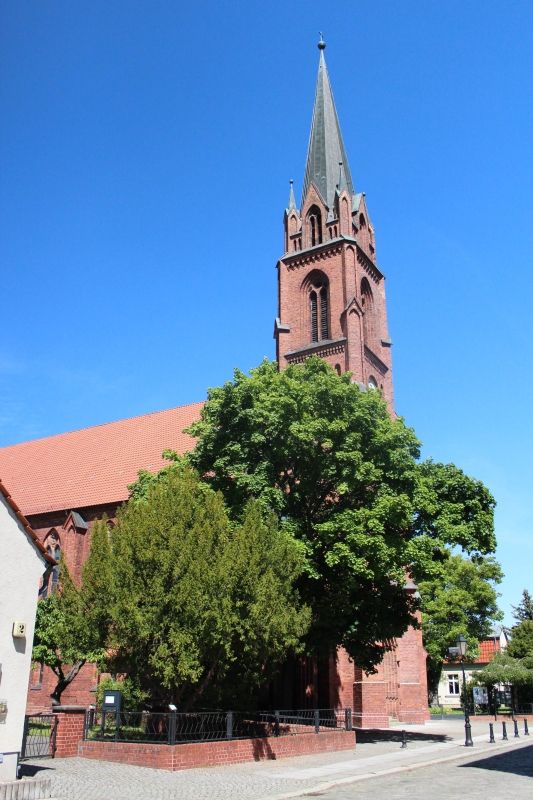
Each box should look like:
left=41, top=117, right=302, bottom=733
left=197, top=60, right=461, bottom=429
left=78, top=730, right=355, bottom=770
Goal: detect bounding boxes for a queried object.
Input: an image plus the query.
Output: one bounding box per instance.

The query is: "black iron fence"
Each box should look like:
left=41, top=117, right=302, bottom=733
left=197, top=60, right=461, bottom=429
left=84, top=707, right=353, bottom=745
left=21, top=714, right=57, bottom=760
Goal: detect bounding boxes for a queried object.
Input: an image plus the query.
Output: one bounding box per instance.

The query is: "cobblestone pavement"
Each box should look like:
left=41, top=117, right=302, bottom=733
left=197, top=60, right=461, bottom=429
left=20, top=720, right=531, bottom=800
left=318, top=742, right=533, bottom=799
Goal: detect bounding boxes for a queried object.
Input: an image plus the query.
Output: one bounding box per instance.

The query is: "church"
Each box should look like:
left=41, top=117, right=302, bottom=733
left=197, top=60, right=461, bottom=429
left=0, top=40, right=429, bottom=725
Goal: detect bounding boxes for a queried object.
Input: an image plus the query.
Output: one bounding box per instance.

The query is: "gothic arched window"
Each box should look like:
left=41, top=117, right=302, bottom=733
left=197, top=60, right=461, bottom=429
left=361, top=277, right=375, bottom=347
left=307, top=206, right=323, bottom=247
left=304, top=270, right=330, bottom=343
left=41, top=529, right=61, bottom=597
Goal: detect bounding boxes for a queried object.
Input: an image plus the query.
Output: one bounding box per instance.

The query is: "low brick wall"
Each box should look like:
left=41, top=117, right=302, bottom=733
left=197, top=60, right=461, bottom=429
left=78, top=730, right=355, bottom=770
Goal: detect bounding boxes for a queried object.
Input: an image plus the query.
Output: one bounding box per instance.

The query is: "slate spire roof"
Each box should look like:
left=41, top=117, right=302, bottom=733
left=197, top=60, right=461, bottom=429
left=302, top=38, right=354, bottom=211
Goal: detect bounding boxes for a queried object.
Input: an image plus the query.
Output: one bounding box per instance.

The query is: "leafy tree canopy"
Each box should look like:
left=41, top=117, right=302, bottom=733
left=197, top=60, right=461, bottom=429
left=418, top=553, right=503, bottom=695
left=32, top=519, right=112, bottom=704
left=472, top=650, right=533, bottom=688
left=512, top=589, right=533, bottom=623
left=174, top=358, right=498, bottom=671
left=112, top=464, right=310, bottom=708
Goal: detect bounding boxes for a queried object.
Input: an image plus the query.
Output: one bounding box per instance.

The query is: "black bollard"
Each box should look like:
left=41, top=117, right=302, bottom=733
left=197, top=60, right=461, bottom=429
left=502, top=721, right=508, bottom=740
left=489, top=723, right=495, bottom=743
left=524, top=719, right=530, bottom=736
left=401, top=729, right=407, bottom=749
left=514, top=719, right=520, bottom=738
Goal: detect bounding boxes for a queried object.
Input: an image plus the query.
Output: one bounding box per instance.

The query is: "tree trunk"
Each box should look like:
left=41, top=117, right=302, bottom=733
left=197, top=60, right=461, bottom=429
left=50, top=659, right=86, bottom=705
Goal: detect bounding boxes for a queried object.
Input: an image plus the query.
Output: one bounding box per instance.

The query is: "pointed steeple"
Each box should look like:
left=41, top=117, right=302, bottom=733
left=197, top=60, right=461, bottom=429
left=287, top=179, right=296, bottom=211
left=302, top=37, right=354, bottom=211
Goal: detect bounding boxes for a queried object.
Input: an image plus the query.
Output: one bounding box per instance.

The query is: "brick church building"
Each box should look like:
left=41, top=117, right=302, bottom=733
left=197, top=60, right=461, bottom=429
left=0, top=40, right=428, bottom=725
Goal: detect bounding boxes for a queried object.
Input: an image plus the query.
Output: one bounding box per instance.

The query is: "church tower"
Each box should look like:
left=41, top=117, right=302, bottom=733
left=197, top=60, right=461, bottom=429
left=275, top=37, right=393, bottom=409
left=274, top=38, right=429, bottom=726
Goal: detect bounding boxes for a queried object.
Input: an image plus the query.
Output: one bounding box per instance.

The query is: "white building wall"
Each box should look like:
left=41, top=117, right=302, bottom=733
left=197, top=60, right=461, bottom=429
left=0, top=494, right=46, bottom=782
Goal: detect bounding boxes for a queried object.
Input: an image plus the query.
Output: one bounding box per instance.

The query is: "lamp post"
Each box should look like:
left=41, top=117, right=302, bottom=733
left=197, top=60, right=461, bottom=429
left=453, top=635, right=473, bottom=747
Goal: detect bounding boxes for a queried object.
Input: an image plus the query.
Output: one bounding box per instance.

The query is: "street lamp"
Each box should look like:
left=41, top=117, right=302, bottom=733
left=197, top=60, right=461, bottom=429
left=451, top=635, right=473, bottom=747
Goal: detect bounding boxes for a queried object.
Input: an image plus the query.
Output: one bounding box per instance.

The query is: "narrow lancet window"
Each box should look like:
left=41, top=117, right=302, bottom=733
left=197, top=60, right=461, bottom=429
left=320, top=286, right=329, bottom=339
left=310, top=291, right=318, bottom=341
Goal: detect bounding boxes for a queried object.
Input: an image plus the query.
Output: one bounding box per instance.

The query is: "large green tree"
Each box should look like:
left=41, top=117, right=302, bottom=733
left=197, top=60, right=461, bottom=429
left=418, top=553, right=503, bottom=696
left=183, top=358, right=497, bottom=671
left=507, top=620, right=533, bottom=659
left=111, top=464, right=310, bottom=708
left=32, top=519, right=113, bottom=704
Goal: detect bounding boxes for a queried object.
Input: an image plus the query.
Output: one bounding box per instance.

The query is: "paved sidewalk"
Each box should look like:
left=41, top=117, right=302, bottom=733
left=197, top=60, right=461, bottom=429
left=20, top=719, right=531, bottom=800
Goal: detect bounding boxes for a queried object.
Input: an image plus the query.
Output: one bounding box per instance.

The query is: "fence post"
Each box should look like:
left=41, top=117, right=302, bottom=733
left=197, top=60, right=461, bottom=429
left=314, top=709, right=320, bottom=734
left=114, top=709, right=120, bottom=743
left=168, top=710, right=177, bottom=745
left=344, top=708, right=352, bottom=732
left=226, top=711, right=234, bottom=740
left=20, top=715, right=29, bottom=759
left=401, top=729, right=407, bottom=749
left=525, top=719, right=530, bottom=736
left=274, top=711, right=280, bottom=737
left=489, top=723, right=495, bottom=743
left=514, top=719, right=520, bottom=738
left=502, top=721, right=508, bottom=740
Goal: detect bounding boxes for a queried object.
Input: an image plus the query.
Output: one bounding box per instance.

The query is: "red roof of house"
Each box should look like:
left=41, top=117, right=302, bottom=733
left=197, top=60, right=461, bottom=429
left=475, top=638, right=501, bottom=663
left=0, top=479, right=55, bottom=563
left=0, top=402, right=204, bottom=516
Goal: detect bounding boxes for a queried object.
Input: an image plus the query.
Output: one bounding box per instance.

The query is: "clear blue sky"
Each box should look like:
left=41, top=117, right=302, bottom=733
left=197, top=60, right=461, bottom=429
left=1, top=1, right=532, bottom=625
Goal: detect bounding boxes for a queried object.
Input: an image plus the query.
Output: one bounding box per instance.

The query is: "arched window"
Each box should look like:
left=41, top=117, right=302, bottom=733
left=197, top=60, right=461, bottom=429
left=359, top=213, right=366, bottom=228
left=335, top=364, right=342, bottom=376
left=361, top=277, right=375, bottom=346
left=307, top=205, right=323, bottom=247
left=41, top=530, right=61, bottom=597
left=304, top=270, right=330, bottom=343
left=368, top=375, right=378, bottom=389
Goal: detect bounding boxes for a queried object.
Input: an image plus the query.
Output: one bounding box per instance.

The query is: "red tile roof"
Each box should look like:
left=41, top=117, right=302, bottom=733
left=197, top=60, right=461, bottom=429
left=474, top=638, right=501, bottom=663
left=0, top=479, right=55, bottom=563
left=0, top=402, right=204, bottom=516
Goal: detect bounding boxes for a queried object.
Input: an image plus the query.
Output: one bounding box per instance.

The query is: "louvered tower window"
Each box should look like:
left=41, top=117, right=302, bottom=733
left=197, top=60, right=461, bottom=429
left=310, top=291, right=318, bottom=342
left=320, top=286, right=329, bottom=339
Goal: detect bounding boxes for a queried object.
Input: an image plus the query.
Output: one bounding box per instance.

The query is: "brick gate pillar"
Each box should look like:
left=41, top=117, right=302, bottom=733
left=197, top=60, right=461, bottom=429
left=53, top=705, right=87, bottom=757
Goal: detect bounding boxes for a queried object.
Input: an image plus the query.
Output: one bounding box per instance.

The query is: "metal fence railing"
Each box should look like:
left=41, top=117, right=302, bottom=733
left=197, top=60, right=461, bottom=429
left=84, top=707, right=353, bottom=745
left=21, top=714, right=57, bottom=760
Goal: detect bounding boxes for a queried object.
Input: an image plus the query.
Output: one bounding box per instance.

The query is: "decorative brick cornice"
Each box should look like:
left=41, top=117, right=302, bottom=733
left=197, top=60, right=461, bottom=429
left=364, top=345, right=389, bottom=376
left=356, top=245, right=383, bottom=283
left=285, top=338, right=346, bottom=364
left=280, top=240, right=343, bottom=271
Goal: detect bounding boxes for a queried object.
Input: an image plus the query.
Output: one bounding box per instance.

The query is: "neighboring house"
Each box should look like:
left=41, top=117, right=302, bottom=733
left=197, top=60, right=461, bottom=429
left=0, top=480, right=54, bottom=783
left=437, top=627, right=509, bottom=709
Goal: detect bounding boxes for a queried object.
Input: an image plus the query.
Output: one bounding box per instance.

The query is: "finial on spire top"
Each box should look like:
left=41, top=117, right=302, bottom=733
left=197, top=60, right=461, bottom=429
left=318, top=33, right=326, bottom=50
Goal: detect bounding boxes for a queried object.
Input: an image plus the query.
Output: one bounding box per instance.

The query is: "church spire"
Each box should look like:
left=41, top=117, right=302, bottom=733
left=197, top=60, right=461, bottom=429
left=302, top=37, right=354, bottom=211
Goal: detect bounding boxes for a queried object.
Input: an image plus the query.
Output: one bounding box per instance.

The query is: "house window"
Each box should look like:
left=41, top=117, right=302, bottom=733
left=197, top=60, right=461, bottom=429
left=448, top=674, right=460, bottom=695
